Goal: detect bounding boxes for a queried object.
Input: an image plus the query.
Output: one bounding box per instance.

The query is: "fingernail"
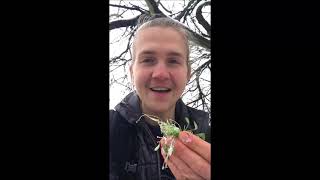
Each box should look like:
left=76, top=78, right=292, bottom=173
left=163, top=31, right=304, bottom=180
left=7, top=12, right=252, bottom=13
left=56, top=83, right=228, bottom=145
left=179, top=132, right=192, bottom=143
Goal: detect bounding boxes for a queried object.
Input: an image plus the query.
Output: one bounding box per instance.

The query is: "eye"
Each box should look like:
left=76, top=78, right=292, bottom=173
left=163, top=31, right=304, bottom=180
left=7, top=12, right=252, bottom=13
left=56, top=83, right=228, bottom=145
left=141, top=58, right=155, bottom=64
left=168, top=58, right=180, bottom=64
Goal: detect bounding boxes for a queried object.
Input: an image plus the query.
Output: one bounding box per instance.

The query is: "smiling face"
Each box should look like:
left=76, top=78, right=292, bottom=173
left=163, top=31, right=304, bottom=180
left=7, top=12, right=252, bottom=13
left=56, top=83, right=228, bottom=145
left=130, top=27, right=190, bottom=120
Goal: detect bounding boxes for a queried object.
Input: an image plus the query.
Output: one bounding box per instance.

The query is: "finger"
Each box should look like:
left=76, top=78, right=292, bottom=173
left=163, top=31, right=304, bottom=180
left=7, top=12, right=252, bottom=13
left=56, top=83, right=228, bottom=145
left=161, top=147, right=205, bottom=180
left=160, top=147, right=183, bottom=179
left=173, top=138, right=211, bottom=180
left=178, top=131, right=211, bottom=162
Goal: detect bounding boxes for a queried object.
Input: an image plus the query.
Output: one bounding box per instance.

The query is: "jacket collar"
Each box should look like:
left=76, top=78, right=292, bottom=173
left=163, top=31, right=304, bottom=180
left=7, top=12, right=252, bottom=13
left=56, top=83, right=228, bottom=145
left=114, top=91, right=142, bottom=124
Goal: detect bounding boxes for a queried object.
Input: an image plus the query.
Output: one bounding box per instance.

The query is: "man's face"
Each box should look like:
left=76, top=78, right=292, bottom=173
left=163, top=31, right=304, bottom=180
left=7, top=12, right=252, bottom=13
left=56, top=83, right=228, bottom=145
left=130, top=27, right=190, bottom=116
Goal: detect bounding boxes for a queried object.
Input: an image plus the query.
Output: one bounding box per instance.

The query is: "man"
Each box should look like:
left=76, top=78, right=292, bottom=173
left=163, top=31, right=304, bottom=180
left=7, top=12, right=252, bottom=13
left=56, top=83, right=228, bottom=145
left=110, top=16, right=211, bottom=180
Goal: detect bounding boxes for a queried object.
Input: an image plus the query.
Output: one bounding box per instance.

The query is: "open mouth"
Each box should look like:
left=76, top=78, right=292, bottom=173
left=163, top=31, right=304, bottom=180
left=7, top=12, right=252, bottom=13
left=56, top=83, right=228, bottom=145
left=150, top=87, right=171, bottom=93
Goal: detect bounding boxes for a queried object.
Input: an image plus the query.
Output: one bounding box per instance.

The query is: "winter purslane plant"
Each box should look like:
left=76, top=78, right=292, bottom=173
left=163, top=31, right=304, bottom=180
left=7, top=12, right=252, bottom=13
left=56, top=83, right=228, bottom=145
left=136, top=114, right=205, bottom=169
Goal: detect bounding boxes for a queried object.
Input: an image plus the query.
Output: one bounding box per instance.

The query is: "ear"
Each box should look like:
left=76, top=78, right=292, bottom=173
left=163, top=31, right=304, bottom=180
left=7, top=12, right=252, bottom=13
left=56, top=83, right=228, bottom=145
left=129, top=64, right=134, bottom=82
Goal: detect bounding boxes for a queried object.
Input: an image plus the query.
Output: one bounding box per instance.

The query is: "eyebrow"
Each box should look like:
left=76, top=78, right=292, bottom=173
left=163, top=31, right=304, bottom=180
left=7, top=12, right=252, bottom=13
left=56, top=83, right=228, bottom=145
left=167, top=51, right=183, bottom=57
left=139, top=50, right=184, bottom=57
left=139, top=50, right=156, bottom=55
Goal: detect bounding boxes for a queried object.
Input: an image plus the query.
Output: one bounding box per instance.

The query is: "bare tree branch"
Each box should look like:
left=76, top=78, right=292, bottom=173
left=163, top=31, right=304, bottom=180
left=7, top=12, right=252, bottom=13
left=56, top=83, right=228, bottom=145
left=109, top=15, right=141, bottom=30
left=186, top=91, right=210, bottom=106
left=110, top=27, right=136, bottom=64
left=144, top=0, right=163, bottom=15
left=190, top=59, right=211, bottom=78
left=159, top=1, right=172, bottom=14
left=129, top=3, right=149, bottom=12
left=200, top=77, right=211, bottom=83
left=187, top=27, right=211, bottom=49
left=196, top=1, right=211, bottom=36
left=190, top=17, right=210, bottom=38
left=110, top=3, right=146, bottom=13
left=195, top=67, right=208, bottom=111
left=174, top=0, right=199, bottom=21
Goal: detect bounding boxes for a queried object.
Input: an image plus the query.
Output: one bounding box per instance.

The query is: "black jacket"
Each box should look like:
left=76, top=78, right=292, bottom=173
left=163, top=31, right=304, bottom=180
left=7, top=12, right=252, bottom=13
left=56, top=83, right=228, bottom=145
left=109, top=92, right=211, bottom=180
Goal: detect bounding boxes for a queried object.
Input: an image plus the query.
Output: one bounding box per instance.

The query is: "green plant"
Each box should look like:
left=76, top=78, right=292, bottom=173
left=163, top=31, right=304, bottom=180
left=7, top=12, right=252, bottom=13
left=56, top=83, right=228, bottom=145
left=136, top=114, right=205, bottom=169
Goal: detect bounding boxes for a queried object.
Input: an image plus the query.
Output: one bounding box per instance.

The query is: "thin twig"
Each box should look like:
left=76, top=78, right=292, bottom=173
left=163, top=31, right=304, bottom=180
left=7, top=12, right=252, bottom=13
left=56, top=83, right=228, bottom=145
left=110, top=3, right=145, bottom=13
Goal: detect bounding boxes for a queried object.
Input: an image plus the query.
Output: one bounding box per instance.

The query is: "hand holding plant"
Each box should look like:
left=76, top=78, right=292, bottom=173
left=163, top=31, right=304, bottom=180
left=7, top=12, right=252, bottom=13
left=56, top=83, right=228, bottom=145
left=160, top=131, right=211, bottom=180
left=136, top=114, right=210, bottom=179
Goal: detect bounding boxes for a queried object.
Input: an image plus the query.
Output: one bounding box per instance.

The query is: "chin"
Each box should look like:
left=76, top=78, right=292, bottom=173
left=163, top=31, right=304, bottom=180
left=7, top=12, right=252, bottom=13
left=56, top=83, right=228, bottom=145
left=148, top=103, right=172, bottom=114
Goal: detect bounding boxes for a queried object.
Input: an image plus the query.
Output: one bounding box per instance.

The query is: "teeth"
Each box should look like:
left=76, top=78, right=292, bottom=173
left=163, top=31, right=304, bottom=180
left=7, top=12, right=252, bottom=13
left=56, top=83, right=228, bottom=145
left=151, top=87, right=170, bottom=91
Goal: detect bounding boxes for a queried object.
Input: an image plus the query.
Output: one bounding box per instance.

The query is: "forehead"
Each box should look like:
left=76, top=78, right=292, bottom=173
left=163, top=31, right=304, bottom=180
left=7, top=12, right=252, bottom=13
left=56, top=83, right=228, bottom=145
left=134, top=27, right=187, bottom=57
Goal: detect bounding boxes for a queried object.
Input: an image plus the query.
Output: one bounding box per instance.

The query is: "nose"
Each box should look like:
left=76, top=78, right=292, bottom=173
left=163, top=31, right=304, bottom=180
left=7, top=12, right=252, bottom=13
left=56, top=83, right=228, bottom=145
left=151, top=63, right=170, bottom=80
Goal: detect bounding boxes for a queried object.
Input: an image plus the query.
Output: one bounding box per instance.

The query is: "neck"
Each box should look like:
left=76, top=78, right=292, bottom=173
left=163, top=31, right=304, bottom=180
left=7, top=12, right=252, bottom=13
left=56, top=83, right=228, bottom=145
left=141, top=105, right=175, bottom=123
